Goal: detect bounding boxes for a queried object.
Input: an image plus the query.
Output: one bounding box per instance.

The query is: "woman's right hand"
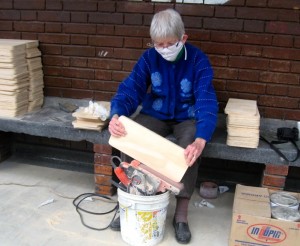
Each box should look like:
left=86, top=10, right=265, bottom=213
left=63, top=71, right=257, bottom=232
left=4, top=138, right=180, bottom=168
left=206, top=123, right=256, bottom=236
left=108, top=115, right=127, bottom=137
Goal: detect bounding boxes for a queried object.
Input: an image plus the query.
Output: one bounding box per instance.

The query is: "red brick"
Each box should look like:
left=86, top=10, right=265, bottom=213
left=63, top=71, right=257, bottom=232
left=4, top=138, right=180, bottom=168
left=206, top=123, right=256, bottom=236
left=115, top=25, right=149, bottom=37
left=241, top=45, right=262, bottom=57
left=233, top=33, right=272, bottom=45
left=113, top=48, right=143, bottom=60
left=268, top=0, right=300, bottom=9
left=214, top=67, right=238, bottom=80
left=94, top=174, right=112, bottom=186
left=269, top=60, right=290, bottom=72
left=63, top=23, right=96, bottom=34
left=227, top=81, right=265, bottom=94
left=14, top=22, right=44, bottom=32
left=176, top=4, right=214, bottom=16
left=263, top=46, right=300, bottom=60
left=95, top=70, right=112, bottom=81
left=124, top=37, right=143, bottom=48
left=203, top=18, right=243, bottom=31
left=14, top=0, right=45, bottom=10
left=38, top=33, right=70, bottom=44
left=237, top=7, right=277, bottom=20
left=94, top=164, right=113, bottom=176
left=288, top=86, right=300, bottom=98
left=229, top=57, right=269, bottom=70
left=88, top=59, right=122, bottom=70
left=94, top=91, right=115, bottom=101
left=21, top=11, right=36, bottom=21
left=62, top=67, right=94, bottom=80
left=238, top=69, right=260, bottom=81
left=266, top=85, right=288, bottom=96
left=89, top=36, right=123, bottom=47
left=265, top=164, right=289, bottom=176
left=71, top=35, right=88, bottom=45
left=244, top=20, right=264, bottom=33
left=44, top=77, right=72, bottom=88
left=45, top=23, right=62, bottom=33
left=116, top=2, right=153, bottom=14
left=39, top=44, right=62, bottom=55
left=124, top=13, right=143, bottom=25
left=46, top=1, right=62, bottom=10
left=0, top=10, right=20, bottom=20
left=61, top=89, right=93, bottom=99
left=62, top=46, right=95, bottom=57
left=64, top=1, right=97, bottom=11
left=215, top=6, right=235, bottom=18
left=43, top=55, right=70, bottom=66
left=262, top=174, right=286, bottom=188
left=95, top=184, right=116, bottom=196
left=201, top=42, right=241, bottom=56
left=71, top=79, right=89, bottom=89
left=71, top=12, right=87, bottom=23
left=70, top=57, right=88, bottom=67
left=0, top=21, right=13, bottom=31
left=89, top=80, right=119, bottom=92
left=89, top=13, right=123, bottom=24
left=94, top=153, right=111, bottom=165
left=98, top=1, right=116, bottom=12
left=258, top=95, right=298, bottom=109
left=266, top=21, right=300, bottom=35
left=260, top=72, right=298, bottom=85
left=94, top=144, right=112, bottom=155
left=38, top=11, right=70, bottom=22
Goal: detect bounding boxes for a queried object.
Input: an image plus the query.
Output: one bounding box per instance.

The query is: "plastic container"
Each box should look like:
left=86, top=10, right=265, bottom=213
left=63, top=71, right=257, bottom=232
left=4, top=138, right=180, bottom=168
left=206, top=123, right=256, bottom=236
left=199, top=181, right=218, bottom=199
left=270, top=192, right=299, bottom=210
left=271, top=206, right=300, bottom=222
left=118, top=188, right=170, bottom=246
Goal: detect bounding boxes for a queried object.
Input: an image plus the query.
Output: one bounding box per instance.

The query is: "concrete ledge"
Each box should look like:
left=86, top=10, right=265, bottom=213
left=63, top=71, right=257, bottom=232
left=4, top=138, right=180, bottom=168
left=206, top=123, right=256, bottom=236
left=0, top=97, right=110, bottom=144
left=0, top=96, right=299, bottom=166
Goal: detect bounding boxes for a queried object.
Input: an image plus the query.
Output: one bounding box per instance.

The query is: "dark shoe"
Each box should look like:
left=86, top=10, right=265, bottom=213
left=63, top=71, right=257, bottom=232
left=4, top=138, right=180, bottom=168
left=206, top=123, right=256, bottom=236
left=110, top=216, right=121, bottom=231
left=173, top=217, right=191, bottom=244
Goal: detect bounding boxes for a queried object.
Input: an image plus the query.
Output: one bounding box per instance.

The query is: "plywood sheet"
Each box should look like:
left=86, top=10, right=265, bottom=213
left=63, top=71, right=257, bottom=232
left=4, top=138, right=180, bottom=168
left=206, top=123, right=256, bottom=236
left=109, top=116, right=188, bottom=182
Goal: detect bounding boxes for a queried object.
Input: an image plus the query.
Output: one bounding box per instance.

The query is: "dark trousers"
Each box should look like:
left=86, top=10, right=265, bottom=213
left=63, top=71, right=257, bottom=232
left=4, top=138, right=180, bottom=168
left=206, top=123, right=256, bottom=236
left=126, top=113, right=199, bottom=199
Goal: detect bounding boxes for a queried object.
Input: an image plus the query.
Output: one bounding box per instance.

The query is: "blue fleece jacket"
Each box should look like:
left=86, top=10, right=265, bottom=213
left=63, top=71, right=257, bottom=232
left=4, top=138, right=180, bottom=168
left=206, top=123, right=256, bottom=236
left=110, top=43, right=218, bottom=141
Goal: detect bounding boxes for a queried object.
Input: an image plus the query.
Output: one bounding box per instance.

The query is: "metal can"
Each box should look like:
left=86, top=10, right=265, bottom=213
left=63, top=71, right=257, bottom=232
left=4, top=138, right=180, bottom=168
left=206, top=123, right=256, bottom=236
left=271, top=206, right=300, bottom=222
left=270, top=192, right=299, bottom=210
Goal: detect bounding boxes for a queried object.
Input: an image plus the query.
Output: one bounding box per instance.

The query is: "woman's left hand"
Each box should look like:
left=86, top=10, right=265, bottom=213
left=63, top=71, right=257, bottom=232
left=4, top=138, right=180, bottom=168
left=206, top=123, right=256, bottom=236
left=184, top=138, right=206, bottom=167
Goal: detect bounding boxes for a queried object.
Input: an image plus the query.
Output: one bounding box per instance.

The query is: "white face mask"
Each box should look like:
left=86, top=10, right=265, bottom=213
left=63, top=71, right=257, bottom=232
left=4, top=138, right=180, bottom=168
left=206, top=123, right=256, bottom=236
left=155, top=41, right=184, bottom=61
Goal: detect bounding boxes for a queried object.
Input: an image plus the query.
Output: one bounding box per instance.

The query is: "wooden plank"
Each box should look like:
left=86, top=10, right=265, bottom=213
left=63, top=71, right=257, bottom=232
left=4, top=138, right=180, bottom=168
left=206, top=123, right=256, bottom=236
left=108, top=116, right=188, bottom=182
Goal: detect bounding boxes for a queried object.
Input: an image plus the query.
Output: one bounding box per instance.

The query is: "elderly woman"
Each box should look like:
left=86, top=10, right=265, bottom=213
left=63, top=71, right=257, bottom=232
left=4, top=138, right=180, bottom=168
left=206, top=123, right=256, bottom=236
left=108, top=8, right=218, bottom=244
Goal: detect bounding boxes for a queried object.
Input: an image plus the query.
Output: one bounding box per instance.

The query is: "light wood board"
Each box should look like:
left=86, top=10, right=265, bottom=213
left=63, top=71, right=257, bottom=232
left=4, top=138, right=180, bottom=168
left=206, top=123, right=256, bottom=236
left=225, top=98, right=258, bottom=116
left=108, top=116, right=188, bottom=182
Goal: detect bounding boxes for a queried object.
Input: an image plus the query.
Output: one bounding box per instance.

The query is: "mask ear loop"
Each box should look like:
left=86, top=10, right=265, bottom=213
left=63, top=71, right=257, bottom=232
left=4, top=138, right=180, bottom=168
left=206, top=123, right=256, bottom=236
left=184, top=45, right=187, bottom=60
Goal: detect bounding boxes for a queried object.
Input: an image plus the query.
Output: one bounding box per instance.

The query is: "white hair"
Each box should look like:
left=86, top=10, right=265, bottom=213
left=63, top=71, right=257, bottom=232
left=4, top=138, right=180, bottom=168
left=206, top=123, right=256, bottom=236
left=150, top=9, right=185, bottom=40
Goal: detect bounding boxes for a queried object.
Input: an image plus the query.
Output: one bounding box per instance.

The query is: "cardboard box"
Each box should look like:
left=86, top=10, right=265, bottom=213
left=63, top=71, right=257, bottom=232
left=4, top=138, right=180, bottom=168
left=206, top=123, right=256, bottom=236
left=229, top=184, right=300, bottom=246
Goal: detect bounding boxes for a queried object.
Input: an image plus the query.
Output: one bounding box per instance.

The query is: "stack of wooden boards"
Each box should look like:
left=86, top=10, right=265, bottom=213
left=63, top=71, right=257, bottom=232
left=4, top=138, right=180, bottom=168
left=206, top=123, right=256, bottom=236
left=72, top=101, right=110, bottom=131
left=225, top=98, right=260, bottom=148
left=0, top=39, right=44, bottom=117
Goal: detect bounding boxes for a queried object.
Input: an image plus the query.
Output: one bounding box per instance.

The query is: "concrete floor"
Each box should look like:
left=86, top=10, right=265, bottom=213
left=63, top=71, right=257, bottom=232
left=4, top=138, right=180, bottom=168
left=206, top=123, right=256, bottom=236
left=0, top=157, right=234, bottom=246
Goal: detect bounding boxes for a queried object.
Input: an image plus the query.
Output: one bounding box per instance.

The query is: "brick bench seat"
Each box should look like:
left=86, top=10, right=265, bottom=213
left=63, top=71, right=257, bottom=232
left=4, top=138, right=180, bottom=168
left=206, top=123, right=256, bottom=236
left=0, top=96, right=299, bottom=194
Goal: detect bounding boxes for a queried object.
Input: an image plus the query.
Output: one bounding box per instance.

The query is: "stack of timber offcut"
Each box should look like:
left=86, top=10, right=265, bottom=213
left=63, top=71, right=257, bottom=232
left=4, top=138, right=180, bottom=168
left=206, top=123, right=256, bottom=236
left=0, top=39, right=44, bottom=117
left=72, top=101, right=110, bottom=132
left=225, top=98, right=260, bottom=149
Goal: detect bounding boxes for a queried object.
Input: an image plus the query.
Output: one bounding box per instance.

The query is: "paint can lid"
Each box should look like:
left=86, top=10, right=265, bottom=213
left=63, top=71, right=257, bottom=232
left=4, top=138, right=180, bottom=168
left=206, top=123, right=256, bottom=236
left=271, top=206, right=300, bottom=222
left=270, top=192, right=299, bottom=208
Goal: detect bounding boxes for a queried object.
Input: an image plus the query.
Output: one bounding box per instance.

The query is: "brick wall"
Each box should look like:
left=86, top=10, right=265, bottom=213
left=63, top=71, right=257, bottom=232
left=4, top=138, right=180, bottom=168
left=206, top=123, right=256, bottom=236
left=0, top=0, right=299, bottom=121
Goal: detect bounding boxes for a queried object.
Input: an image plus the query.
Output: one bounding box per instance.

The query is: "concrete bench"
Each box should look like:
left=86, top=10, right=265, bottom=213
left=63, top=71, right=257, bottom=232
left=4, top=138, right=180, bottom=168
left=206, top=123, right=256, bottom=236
left=0, top=96, right=299, bottom=195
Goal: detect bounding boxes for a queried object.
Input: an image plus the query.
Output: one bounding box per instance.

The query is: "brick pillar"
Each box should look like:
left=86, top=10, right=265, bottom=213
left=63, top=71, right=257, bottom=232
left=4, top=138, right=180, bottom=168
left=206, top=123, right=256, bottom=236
left=93, top=143, right=116, bottom=196
left=261, top=163, right=289, bottom=190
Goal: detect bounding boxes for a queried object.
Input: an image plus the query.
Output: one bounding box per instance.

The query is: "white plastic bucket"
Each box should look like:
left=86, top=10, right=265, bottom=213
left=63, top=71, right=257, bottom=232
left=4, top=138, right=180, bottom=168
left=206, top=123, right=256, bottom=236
left=117, top=188, right=170, bottom=246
